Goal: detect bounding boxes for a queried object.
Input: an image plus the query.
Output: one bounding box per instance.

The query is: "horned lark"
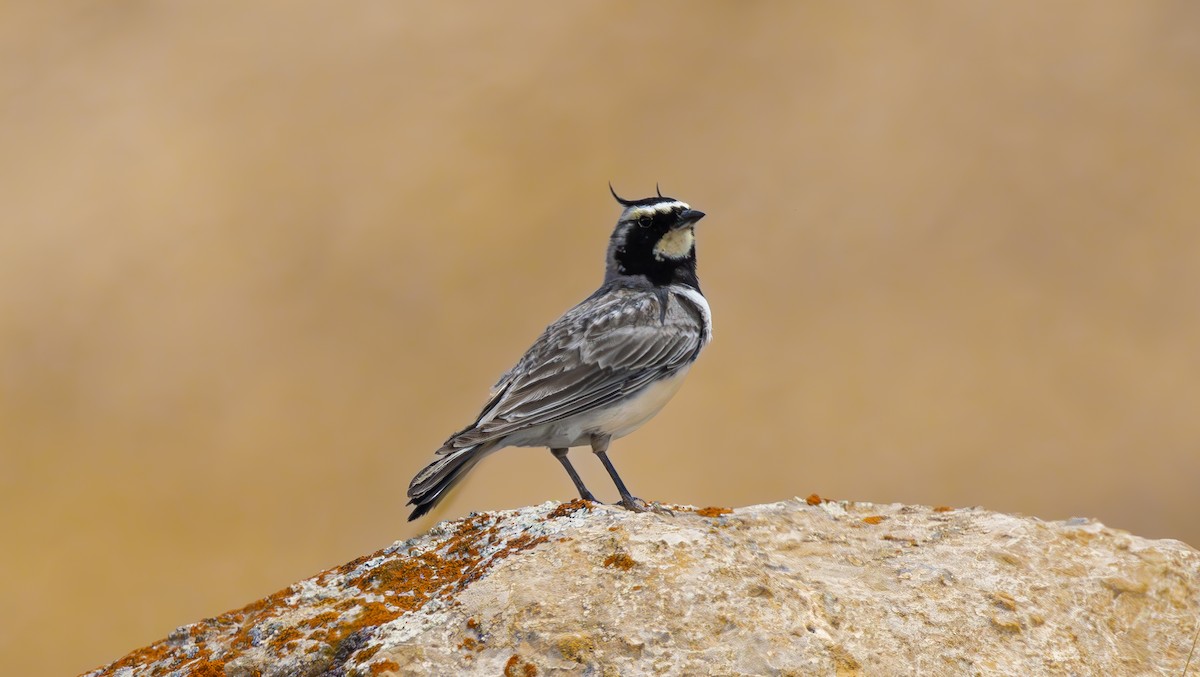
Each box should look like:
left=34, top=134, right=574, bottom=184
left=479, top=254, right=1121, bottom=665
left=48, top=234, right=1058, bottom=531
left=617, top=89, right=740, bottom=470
left=407, top=186, right=712, bottom=520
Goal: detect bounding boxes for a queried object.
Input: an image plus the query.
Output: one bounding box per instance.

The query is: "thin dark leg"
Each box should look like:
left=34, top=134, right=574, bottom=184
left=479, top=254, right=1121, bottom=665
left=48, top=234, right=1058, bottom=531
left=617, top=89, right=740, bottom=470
left=590, top=434, right=647, bottom=512
left=551, top=448, right=598, bottom=502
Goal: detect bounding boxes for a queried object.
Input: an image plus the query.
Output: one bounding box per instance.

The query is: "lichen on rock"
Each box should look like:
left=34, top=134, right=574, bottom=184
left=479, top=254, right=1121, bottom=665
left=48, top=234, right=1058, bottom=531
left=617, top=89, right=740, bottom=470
left=86, top=499, right=1200, bottom=676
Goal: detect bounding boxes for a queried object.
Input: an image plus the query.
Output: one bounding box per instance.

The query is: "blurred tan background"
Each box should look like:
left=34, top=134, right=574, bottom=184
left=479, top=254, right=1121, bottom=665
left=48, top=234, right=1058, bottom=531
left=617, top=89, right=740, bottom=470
left=2, top=2, right=1199, bottom=674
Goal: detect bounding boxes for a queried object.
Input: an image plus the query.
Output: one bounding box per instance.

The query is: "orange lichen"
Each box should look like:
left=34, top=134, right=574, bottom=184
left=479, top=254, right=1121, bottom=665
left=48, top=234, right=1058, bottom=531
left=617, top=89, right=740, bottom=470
left=547, top=498, right=593, bottom=518
left=465, top=617, right=479, bottom=630
left=933, top=505, right=954, bottom=513
left=189, top=662, right=229, bottom=677
left=273, top=626, right=302, bottom=644
left=504, top=654, right=538, bottom=676
left=355, top=644, right=381, bottom=663
left=103, top=641, right=175, bottom=673
left=603, top=553, right=637, bottom=571
left=98, top=584, right=298, bottom=674
left=369, top=659, right=400, bottom=674
left=862, top=515, right=888, bottom=525
left=227, top=586, right=300, bottom=651
left=312, top=601, right=406, bottom=651
left=805, top=493, right=823, bottom=505
left=89, top=512, right=551, bottom=677
left=238, top=586, right=294, bottom=617
left=303, top=611, right=343, bottom=630
left=695, top=506, right=732, bottom=518
left=303, top=610, right=350, bottom=646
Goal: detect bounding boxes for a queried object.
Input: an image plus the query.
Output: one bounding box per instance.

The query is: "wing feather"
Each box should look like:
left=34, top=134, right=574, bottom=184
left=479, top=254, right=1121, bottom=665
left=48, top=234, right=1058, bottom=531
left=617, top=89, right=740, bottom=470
left=441, top=286, right=705, bottom=450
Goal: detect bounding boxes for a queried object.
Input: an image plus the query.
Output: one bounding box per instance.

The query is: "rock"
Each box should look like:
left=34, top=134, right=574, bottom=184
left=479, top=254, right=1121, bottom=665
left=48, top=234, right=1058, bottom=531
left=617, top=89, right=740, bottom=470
left=86, top=498, right=1200, bottom=676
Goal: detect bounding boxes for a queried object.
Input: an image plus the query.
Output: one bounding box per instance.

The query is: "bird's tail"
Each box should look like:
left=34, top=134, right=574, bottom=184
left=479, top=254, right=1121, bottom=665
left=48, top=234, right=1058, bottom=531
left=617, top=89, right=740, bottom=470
left=406, top=441, right=494, bottom=521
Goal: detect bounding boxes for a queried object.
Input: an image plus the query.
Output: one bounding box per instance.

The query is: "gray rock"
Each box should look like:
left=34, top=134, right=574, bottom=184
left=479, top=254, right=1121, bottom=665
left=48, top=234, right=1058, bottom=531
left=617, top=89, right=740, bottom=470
left=85, top=498, right=1200, bottom=676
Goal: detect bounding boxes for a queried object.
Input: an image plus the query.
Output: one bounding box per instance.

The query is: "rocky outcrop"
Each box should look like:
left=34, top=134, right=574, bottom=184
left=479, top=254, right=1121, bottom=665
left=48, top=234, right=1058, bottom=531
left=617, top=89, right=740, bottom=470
left=87, top=498, right=1200, bottom=676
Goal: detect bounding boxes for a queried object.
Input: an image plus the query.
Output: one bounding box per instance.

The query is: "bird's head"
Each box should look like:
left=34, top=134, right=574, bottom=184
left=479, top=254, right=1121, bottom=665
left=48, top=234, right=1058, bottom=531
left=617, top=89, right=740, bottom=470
left=605, top=185, right=706, bottom=289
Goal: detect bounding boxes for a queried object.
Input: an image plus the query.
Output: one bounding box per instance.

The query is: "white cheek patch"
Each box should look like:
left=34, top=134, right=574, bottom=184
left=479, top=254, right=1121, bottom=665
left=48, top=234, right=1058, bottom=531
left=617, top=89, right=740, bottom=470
left=653, top=227, right=695, bottom=260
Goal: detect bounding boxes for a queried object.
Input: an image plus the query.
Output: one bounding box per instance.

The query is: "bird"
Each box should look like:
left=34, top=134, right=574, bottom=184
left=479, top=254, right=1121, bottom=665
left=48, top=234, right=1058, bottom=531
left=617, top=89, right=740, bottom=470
left=406, top=185, right=712, bottom=521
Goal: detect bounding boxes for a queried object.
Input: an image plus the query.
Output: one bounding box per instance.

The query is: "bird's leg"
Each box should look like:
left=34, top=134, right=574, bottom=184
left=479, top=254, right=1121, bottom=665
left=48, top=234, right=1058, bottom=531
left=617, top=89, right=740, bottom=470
left=551, top=448, right=598, bottom=503
left=590, top=434, right=672, bottom=514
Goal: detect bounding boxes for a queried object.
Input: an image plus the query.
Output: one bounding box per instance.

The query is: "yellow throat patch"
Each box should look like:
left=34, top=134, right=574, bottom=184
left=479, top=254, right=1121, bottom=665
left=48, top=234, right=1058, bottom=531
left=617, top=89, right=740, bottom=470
left=653, top=227, right=695, bottom=261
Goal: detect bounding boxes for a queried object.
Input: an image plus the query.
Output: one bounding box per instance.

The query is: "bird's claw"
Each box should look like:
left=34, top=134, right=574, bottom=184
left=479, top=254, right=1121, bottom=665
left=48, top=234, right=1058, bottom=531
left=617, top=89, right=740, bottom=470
left=619, top=496, right=674, bottom=516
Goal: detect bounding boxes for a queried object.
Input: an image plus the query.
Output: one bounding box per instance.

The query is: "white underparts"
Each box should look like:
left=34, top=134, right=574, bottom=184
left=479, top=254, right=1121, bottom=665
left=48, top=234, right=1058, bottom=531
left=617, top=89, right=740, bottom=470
left=579, top=366, right=692, bottom=440
left=653, top=227, right=695, bottom=261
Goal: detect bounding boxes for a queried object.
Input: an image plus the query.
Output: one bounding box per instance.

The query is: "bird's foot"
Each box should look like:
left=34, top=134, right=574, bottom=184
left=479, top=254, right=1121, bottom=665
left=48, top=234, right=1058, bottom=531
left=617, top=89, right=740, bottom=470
left=619, top=496, right=675, bottom=516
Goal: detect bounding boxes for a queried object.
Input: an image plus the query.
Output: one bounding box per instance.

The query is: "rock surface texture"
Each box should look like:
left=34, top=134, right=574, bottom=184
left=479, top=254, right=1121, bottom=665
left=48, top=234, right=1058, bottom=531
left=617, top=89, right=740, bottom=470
left=88, top=498, right=1200, bottom=676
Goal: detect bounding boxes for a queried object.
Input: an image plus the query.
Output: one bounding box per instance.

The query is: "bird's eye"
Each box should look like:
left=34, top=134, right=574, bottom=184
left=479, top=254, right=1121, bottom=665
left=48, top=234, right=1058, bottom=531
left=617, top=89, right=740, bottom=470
left=637, top=216, right=652, bottom=227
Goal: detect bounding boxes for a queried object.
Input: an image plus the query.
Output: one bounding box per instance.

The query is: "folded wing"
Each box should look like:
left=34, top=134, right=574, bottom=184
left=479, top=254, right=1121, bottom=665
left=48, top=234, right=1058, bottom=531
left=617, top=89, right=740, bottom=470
left=439, top=288, right=704, bottom=451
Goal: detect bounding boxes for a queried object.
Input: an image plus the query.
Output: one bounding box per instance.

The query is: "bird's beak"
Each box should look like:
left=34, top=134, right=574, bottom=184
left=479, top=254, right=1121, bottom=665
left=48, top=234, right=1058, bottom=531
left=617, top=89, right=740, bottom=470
left=675, top=209, right=706, bottom=228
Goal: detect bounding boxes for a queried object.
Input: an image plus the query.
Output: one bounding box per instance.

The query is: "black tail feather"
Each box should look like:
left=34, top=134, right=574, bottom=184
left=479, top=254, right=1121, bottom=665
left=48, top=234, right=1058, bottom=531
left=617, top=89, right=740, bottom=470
left=406, top=443, right=489, bottom=521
